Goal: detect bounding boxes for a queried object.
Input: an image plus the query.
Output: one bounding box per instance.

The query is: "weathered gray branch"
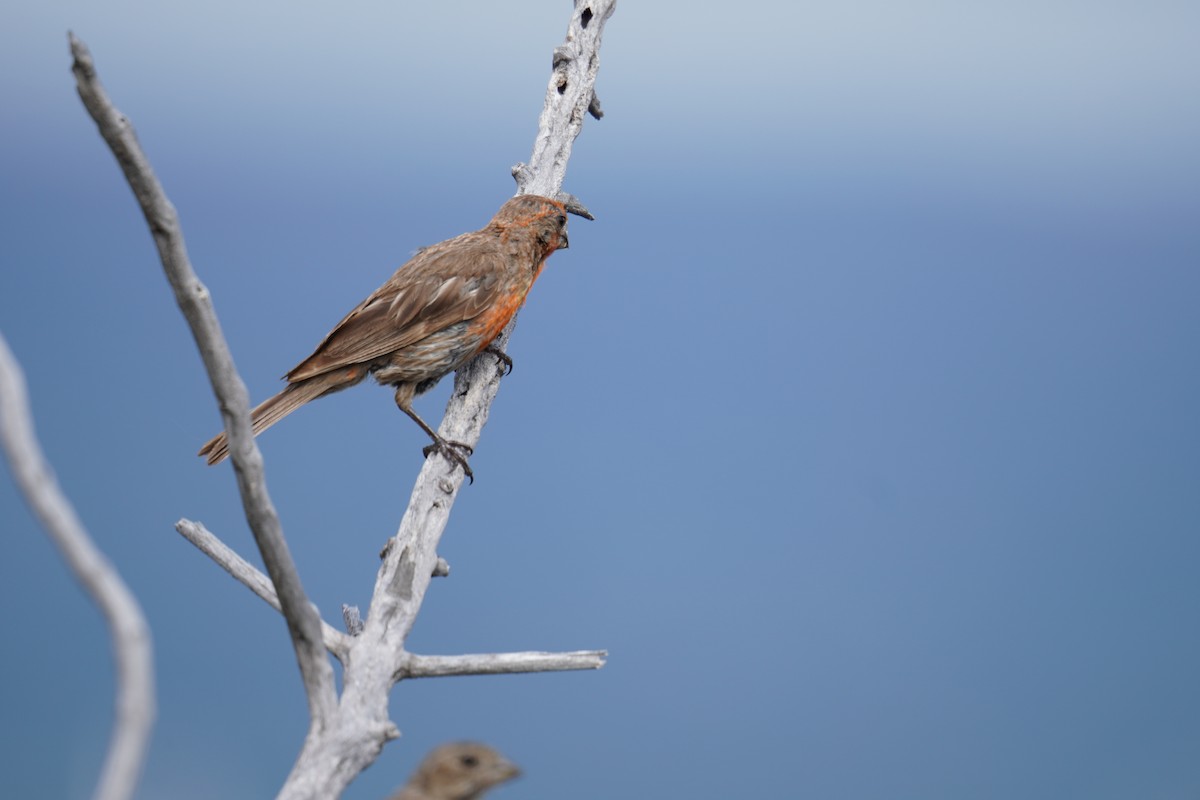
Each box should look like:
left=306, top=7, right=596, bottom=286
left=511, top=1, right=616, bottom=197
left=175, top=519, right=353, bottom=660
left=68, top=32, right=338, bottom=729
left=282, top=3, right=616, bottom=796
left=68, top=1, right=613, bottom=796
left=0, top=333, right=155, bottom=800
left=365, top=0, right=615, bottom=665
left=399, top=650, right=607, bottom=679
left=365, top=0, right=615, bottom=658
left=342, top=605, right=365, bottom=636
left=174, top=520, right=603, bottom=678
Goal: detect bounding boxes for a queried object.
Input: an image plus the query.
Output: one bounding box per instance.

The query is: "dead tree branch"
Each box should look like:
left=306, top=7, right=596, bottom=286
left=0, top=334, right=155, bottom=800
left=68, top=32, right=338, bottom=728
left=175, top=519, right=354, bottom=660
left=287, top=4, right=616, bottom=790
left=68, top=0, right=614, bottom=796
left=399, top=651, right=608, bottom=679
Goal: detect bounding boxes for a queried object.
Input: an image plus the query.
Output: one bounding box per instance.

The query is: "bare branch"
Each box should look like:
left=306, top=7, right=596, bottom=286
left=513, top=0, right=618, bottom=197
left=399, top=650, right=608, bottom=679
left=281, top=5, right=616, bottom=795
left=175, top=519, right=352, bottom=661
left=67, top=32, right=337, bottom=726
left=363, top=0, right=617, bottom=665
left=342, top=605, right=365, bottom=636
left=67, top=2, right=614, bottom=795
left=0, top=333, right=155, bottom=800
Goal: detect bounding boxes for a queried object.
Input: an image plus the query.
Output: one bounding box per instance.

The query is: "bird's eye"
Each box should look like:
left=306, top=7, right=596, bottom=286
left=460, top=754, right=479, bottom=768
left=557, top=214, right=567, bottom=227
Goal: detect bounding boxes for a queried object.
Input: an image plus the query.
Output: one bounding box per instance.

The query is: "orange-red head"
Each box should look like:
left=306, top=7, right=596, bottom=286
left=490, top=193, right=592, bottom=254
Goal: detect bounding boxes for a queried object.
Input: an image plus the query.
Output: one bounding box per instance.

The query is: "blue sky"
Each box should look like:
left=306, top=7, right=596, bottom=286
left=2, top=2, right=1199, bottom=798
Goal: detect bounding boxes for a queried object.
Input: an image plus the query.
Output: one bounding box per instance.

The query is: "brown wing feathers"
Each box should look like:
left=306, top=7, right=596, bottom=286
left=197, top=194, right=575, bottom=468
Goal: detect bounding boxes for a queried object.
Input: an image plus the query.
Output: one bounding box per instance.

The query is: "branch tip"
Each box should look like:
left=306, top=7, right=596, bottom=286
left=342, top=605, right=364, bottom=636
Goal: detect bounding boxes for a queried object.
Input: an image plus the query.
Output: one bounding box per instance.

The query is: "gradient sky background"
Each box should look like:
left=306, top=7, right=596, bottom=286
left=2, top=1, right=1199, bottom=798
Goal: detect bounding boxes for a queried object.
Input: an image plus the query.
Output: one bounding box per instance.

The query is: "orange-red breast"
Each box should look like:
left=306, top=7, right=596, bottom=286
left=199, top=194, right=588, bottom=479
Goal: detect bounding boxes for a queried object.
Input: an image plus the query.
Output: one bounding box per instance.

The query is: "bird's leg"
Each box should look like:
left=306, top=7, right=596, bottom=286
left=395, top=389, right=474, bottom=483
left=482, top=344, right=513, bottom=376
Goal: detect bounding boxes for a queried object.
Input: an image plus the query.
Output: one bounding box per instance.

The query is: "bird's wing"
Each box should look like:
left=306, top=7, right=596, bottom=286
left=285, top=236, right=505, bottom=382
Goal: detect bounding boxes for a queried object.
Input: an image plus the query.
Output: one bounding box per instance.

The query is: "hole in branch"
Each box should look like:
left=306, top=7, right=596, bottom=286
left=581, top=7, right=593, bottom=28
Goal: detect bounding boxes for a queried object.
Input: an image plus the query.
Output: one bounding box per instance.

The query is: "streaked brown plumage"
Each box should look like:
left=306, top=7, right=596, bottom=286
left=389, top=742, right=520, bottom=800
left=199, top=194, right=583, bottom=480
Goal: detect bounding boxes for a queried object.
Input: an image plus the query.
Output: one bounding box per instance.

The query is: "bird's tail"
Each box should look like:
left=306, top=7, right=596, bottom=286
left=198, top=368, right=365, bottom=465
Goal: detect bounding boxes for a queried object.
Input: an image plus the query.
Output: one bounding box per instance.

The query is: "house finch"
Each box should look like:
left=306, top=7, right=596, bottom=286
left=388, top=742, right=520, bottom=800
left=198, top=194, right=589, bottom=480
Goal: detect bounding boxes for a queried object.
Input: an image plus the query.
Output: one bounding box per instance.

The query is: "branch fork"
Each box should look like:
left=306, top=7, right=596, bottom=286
left=69, top=1, right=615, bottom=796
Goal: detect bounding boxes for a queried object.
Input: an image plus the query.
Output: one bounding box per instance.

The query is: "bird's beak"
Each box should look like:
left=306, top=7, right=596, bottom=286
left=558, top=231, right=569, bottom=250
left=556, top=192, right=595, bottom=221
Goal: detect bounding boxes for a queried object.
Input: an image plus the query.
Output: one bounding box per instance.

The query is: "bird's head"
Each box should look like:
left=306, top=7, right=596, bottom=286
left=491, top=193, right=593, bottom=254
left=402, top=742, right=521, bottom=799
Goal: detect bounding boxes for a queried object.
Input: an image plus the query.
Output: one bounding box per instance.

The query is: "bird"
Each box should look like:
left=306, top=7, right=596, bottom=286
left=388, top=742, right=520, bottom=800
left=198, top=193, right=589, bottom=480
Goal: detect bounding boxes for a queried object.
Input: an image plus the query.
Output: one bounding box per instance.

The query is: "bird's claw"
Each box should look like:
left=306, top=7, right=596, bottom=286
left=483, top=345, right=513, bottom=376
left=422, top=438, right=475, bottom=483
